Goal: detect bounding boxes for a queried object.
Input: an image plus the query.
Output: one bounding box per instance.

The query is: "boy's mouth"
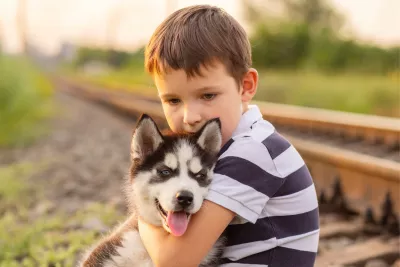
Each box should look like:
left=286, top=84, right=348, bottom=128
left=183, top=126, right=203, bottom=134
left=182, top=130, right=197, bottom=135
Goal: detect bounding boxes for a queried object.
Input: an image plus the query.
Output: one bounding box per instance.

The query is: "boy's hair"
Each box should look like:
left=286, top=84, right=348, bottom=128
left=145, top=5, right=252, bottom=85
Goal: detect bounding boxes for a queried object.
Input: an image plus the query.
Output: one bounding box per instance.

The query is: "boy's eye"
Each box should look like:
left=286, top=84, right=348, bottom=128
left=167, top=98, right=181, bottom=105
left=202, top=94, right=216, bottom=101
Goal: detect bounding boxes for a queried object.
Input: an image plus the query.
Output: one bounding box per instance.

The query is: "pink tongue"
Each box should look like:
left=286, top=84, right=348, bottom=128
left=166, top=211, right=188, bottom=236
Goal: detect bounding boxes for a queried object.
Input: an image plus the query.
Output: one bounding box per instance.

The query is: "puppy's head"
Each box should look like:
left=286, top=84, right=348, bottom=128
left=128, top=114, right=222, bottom=236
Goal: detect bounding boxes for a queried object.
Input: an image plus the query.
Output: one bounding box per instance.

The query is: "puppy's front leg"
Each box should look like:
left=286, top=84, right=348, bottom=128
left=79, top=234, right=124, bottom=267
left=79, top=215, right=153, bottom=267
left=80, top=230, right=153, bottom=267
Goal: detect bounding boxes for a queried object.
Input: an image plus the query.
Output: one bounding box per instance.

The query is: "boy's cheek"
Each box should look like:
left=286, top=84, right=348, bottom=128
left=165, top=115, right=181, bottom=132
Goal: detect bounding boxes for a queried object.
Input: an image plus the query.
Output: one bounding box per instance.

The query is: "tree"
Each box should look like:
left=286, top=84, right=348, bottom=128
left=241, top=0, right=344, bottom=33
left=280, top=0, right=344, bottom=32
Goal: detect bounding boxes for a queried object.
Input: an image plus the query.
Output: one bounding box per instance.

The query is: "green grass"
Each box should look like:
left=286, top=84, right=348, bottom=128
left=63, top=65, right=156, bottom=97
left=0, top=163, right=124, bottom=266
left=254, top=70, right=399, bottom=117
left=66, top=67, right=399, bottom=117
left=0, top=163, right=36, bottom=213
left=0, top=56, right=55, bottom=147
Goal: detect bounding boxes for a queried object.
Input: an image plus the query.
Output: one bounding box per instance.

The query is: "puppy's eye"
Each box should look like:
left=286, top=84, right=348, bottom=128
left=195, top=171, right=207, bottom=179
left=158, top=169, right=172, bottom=177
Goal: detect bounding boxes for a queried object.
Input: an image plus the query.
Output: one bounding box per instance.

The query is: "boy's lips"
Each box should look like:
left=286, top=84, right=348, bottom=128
left=183, top=126, right=203, bottom=134
left=182, top=129, right=197, bottom=134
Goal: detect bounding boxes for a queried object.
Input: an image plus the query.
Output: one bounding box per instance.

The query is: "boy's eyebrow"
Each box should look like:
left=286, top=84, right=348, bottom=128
left=194, top=86, right=220, bottom=92
left=159, top=86, right=221, bottom=98
left=158, top=93, right=178, bottom=99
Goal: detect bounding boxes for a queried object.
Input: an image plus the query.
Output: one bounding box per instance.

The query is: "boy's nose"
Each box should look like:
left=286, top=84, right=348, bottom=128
left=183, top=108, right=201, bottom=126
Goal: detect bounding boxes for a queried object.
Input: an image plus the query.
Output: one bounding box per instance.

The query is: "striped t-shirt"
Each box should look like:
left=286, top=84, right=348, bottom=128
left=206, top=105, right=320, bottom=267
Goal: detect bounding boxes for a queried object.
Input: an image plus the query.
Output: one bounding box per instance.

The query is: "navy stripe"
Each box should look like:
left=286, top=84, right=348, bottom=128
left=215, top=156, right=285, bottom=198
left=225, top=218, right=275, bottom=247
left=262, top=131, right=291, bottom=160
left=272, top=207, right=320, bottom=239
left=270, top=247, right=317, bottom=267
left=221, top=249, right=273, bottom=265
left=226, top=208, right=319, bottom=246
left=273, top=164, right=313, bottom=197
left=221, top=247, right=316, bottom=266
left=218, top=138, right=234, bottom=157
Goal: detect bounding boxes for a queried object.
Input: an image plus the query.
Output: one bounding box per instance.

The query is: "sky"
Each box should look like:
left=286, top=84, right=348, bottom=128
left=0, top=0, right=399, bottom=55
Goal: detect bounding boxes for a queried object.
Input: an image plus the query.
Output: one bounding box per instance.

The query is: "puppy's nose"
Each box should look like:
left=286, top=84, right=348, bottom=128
left=176, top=190, right=193, bottom=208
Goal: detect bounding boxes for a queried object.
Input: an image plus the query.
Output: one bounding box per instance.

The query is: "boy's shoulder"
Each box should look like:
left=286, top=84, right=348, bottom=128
left=207, top=111, right=308, bottom=223
left=218, top=109, right=303, bottom=179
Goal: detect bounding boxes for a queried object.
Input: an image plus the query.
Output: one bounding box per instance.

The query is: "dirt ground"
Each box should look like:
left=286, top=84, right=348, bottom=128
left=0, top=91, right=138, bottom=265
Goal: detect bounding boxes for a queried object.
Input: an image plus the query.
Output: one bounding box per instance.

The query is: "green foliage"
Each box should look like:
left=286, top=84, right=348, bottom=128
left=249, top=18, right=399, bottom=74
left=255, top=70, right=399, bottom=117
left=251, top=23, right=310, bottom=69
left=0, top=163, right=124, bottom=266
left=280, top=0, right=344, bottom=32
left=0, top=56, right=54, bottom=147
left=244, top=0, right=399, bottom=74
left=72, top=46, right=145, bottom=69
left=307, top=32, right=399, bottom=73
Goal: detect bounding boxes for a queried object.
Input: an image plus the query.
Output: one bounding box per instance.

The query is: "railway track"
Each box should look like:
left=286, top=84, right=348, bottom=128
left=53, top=75, right=400, bottom=266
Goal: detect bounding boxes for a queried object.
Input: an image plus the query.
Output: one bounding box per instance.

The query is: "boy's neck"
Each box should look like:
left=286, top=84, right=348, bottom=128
left=242, top=102, right=249, bottom=114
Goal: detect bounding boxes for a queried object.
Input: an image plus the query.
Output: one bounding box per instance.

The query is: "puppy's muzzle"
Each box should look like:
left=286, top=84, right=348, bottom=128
left=176, top=190, right=194, bottom=209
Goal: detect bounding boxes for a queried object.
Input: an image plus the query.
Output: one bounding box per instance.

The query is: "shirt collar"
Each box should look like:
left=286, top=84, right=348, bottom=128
left=232, top=105, right=263, bottom=137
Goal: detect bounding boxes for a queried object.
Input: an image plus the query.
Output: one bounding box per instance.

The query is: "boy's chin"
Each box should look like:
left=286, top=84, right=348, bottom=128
left=182, top=127, right=203, bottom=134
left=166, top=128, right=197, bottom=135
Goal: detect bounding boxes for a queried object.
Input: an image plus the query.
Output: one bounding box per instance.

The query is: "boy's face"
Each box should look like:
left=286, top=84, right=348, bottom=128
left=154, top=61, right=250, bottom=146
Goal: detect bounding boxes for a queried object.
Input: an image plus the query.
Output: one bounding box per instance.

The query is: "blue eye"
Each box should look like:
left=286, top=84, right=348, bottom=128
left=158, top=169, right=172, bottom=177
left=195, top=171, right=207, bottom=179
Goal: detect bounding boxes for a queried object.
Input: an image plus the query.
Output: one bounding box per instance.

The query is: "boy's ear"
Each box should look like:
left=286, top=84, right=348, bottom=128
left=241, top=68, right=258, bottom=103
left=195, top=118, right=222, bottom=154
left=131, top=114, right=164, bottom=161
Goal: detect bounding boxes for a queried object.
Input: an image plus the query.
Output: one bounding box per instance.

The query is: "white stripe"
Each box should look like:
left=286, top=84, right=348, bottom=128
left=261, top=184, right=318, bottom=217
left=223, top=237, right=277, bottom=260
left=219, top=139, right=283, bottom=178
left=273, top=145, right=304, bottom=177
left=206, top=173, right=269, bottom=223
left=249, top=121, right=275, bottom=143
left=220, top=264, right=268, bottom=267
left=278, top=229, right=320, bottom=252
left=221, top=231, right=319, bottom=264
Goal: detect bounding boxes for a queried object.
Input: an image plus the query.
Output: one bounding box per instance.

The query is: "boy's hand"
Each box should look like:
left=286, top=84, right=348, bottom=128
left=138, top=200, right=235, bottom=267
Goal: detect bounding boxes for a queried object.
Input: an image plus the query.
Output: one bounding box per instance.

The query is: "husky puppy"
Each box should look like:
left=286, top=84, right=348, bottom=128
left=79, top=114, right=225, bottom=267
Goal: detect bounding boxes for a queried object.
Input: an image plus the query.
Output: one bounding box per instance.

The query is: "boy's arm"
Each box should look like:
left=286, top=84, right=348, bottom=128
left=138, top=200, right=235, bottom=267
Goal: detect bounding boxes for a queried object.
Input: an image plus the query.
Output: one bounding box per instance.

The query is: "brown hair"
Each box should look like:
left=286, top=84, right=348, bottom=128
left=145, top=5, right=252, bottom=85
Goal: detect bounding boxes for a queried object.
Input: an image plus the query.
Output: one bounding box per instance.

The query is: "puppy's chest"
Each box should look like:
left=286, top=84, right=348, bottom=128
left=107, top=230, right=153, bottom=267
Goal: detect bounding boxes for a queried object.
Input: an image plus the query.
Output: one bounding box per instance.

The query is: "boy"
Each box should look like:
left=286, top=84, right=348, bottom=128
left=138, top=5, right=319, bottom=267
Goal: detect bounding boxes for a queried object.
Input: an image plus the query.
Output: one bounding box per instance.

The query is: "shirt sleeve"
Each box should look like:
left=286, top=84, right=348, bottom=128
left=205, top=137, right=287, bottom=223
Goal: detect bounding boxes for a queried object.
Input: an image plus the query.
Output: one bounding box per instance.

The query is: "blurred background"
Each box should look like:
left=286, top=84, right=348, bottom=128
left=0, top=0, right=399, bottom=266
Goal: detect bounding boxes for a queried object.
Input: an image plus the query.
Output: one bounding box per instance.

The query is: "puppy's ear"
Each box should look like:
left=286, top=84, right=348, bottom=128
left=195, top=118, right=222, bottom=154
left=131, top=114, right=164, bottom=161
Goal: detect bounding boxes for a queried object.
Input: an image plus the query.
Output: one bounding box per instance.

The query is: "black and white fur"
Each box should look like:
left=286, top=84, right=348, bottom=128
left=79, top=114, right=226, bottom=267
